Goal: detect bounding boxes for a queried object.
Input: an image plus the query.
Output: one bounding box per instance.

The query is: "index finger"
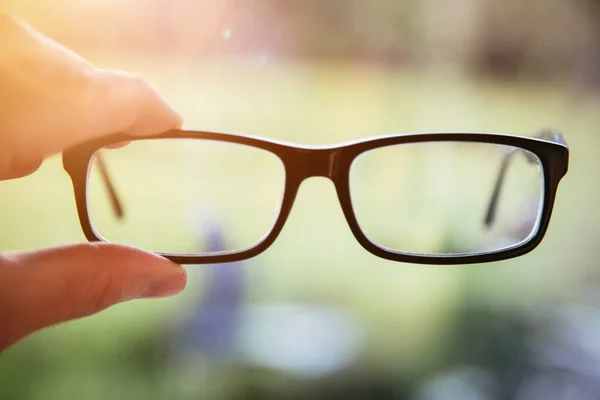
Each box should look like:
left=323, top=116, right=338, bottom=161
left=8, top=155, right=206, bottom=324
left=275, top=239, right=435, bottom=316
left=0, top=15, right=182, bottom=176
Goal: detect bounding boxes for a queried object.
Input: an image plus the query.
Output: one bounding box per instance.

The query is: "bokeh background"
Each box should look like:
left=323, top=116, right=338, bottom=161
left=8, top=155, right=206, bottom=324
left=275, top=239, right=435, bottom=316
left=0, top=1, right=599, bottom=399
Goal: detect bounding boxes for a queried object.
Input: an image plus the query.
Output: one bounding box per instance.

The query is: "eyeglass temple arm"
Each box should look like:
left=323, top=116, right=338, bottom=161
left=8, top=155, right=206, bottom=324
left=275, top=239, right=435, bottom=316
left=484, top=129, right=566, bottom=229
left=95, top=153, right=125, bottom=219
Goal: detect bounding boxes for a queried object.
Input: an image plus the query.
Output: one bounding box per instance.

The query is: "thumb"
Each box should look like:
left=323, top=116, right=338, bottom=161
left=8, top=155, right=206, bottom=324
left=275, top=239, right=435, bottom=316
left=0, top=243, right=187, bottom=351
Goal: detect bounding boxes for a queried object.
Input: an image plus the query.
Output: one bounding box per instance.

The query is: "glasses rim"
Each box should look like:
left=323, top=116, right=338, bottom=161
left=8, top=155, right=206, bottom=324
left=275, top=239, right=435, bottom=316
left=348, top=144, right=547, bottom=254
left=62, top=129, right=569, bottom=265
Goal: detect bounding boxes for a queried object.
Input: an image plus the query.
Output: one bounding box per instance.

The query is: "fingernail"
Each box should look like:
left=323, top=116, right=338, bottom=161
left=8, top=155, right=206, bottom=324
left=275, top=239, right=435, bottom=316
left=141, top=270, right=187, bottom=298
left=172, top=111, right=184, bottom=129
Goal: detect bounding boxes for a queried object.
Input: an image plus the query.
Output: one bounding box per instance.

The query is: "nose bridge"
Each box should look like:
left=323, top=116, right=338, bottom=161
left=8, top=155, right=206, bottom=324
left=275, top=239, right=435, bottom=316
left=298, top=148, right=337, bottom=179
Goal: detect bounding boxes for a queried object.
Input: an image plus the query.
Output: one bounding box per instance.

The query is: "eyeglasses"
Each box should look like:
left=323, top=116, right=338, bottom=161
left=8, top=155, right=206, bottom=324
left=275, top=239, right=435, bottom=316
left=62, top=128, right=569, bottom=265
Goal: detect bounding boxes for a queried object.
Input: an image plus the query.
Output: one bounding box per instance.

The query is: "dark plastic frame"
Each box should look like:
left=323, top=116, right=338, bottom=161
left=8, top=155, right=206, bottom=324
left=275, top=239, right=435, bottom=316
left=62, top=130, right=569, bottom=265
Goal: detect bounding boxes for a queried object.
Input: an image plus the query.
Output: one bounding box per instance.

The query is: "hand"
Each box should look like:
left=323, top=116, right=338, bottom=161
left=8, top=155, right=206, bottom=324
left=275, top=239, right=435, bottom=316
left=0, top=14, right=187, bottom=351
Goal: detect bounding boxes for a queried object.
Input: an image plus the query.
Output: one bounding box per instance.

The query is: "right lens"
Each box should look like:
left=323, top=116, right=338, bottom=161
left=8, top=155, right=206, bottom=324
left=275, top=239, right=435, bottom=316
left=86, top=138, right=286, bottom=255
left=349, top=141, right=545, bottom=256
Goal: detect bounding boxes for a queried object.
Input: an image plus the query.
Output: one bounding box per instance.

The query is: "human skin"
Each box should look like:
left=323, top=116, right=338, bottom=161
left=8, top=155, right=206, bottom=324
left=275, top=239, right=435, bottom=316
left=0, top=14, right=188, bottom=351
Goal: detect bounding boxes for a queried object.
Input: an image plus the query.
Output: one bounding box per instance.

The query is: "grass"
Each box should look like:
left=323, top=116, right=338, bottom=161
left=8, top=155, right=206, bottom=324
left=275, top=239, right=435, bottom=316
left=0, top=57, right=598, bottom=399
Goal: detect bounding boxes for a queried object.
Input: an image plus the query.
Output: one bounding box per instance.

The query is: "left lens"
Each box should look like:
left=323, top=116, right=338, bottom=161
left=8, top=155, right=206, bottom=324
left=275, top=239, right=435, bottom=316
left=349, top=141, right=544, bottom=256
left=86, top=138, right=286, bottom=255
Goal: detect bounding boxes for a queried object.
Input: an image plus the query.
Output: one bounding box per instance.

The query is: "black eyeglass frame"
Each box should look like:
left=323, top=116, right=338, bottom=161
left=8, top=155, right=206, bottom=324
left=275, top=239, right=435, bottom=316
left=62, top=130, right=569, bottom=265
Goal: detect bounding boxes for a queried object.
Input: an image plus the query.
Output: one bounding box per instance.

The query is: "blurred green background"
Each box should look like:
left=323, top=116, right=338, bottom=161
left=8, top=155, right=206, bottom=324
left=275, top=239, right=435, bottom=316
left=0, top=1, right=599, bottom=399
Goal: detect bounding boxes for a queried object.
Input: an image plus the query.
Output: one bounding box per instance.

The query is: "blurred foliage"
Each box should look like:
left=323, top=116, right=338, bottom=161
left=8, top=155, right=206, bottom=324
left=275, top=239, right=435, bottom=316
left=1, top=0, right=599, bottom=89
